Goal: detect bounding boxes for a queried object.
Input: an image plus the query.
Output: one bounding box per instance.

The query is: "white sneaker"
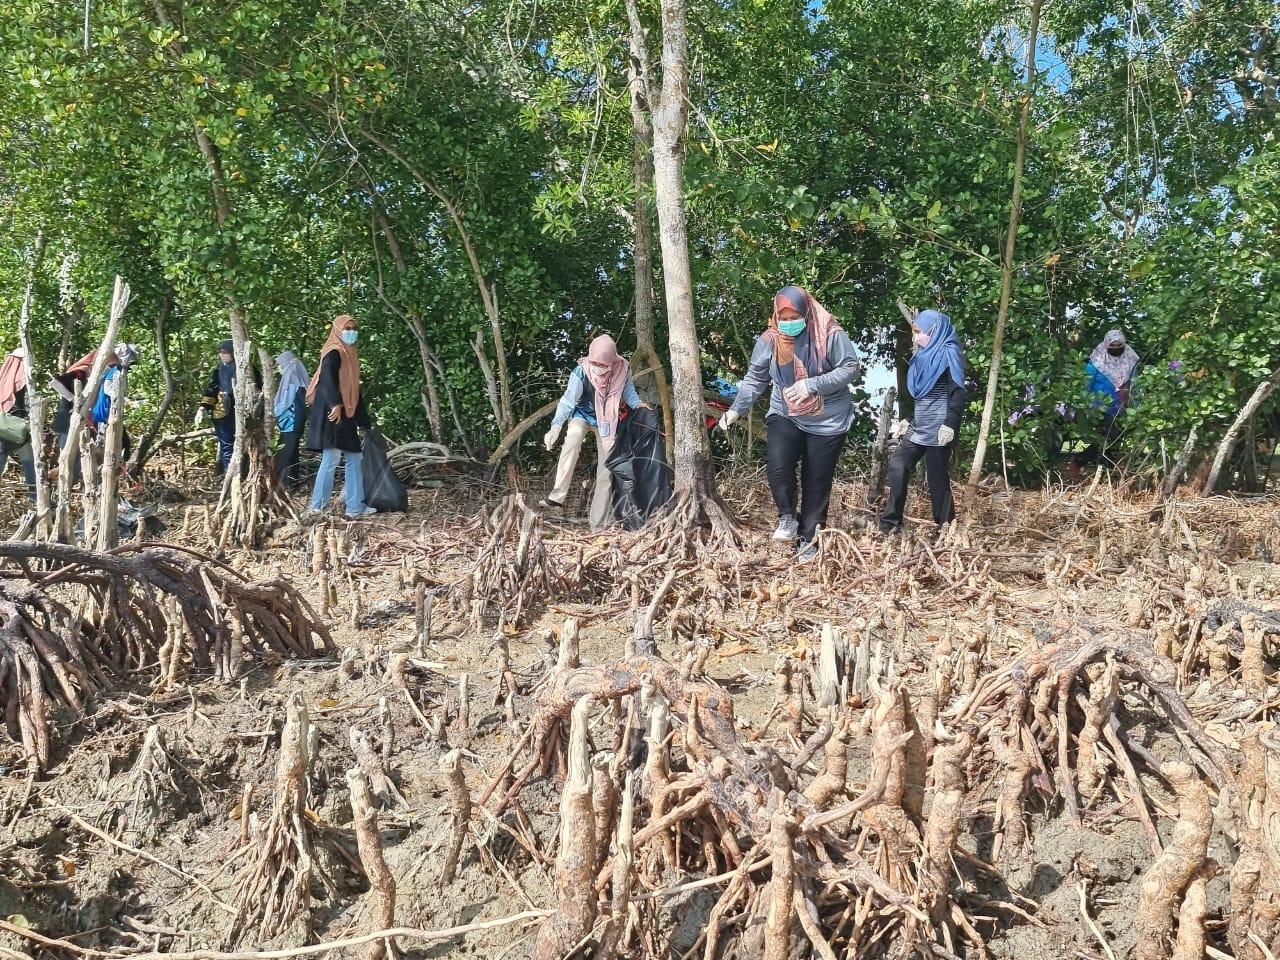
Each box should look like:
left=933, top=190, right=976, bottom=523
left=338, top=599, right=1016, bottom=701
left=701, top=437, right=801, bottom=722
left=796, top=541, right=819, bottom=564
left=345, top=506, right=377, bottom=518
left=772, top=516, right=800, bottom=541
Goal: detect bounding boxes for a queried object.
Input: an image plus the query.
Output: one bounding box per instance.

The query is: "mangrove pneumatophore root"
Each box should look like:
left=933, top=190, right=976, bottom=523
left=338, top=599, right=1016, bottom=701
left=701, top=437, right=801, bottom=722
left=117, top=724, right=181, bottom=841
left=1134, top=761, right=1212, bottom=960
left=229, top=693, right=334, bottom=945
left=531, top=696, right=597, bottom=960
left=464, top=494, right=557, bottom=628
left=1228, top=725, right=1280, bottom=960
left=596, top=771, right=635, bottom=960
left=347, top=767, right=397, bottom=960
left=438, top=748, right=471, bottom=885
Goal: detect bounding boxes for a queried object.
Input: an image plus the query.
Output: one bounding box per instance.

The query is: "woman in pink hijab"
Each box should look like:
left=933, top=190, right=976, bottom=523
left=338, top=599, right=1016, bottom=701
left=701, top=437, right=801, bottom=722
left=542, top=335, right=649, bottom=530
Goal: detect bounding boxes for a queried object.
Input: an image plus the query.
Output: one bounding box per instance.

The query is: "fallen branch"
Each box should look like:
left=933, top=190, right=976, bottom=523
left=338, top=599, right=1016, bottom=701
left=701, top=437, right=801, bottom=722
left=0, top=913, right=550, bottom=960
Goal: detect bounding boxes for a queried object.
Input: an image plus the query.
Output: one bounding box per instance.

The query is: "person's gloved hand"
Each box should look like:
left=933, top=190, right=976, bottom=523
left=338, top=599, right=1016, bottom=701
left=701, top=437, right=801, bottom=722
left=194, top=407, right=208, bottom=427
left=717, top=409, right=739, bottom=432
left=891, top=418, right=910, bottom=439
left=937, top=424, right=955, bottom=446
left=783, top=379, right=814, bottom=404
left=543, top=424, right=562, bottom=451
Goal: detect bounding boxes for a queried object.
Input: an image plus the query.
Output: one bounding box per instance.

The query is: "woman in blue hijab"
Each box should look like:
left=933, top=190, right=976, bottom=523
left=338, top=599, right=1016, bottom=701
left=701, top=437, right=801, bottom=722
left=880, top=309, right=968, bottom=534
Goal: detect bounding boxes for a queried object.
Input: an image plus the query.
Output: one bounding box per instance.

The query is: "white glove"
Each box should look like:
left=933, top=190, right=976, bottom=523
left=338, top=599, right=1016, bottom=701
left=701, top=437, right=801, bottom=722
left=784, top=380, right=814, bottom=403
left=937, top=424, right=955, bottom=446
left=543, top=424, right=562, bottom=451
left=717, top=409, right=739, bottom=432
left=194, top=407, right=208, bottom=427
left=891, top=418, right=910, bottom=439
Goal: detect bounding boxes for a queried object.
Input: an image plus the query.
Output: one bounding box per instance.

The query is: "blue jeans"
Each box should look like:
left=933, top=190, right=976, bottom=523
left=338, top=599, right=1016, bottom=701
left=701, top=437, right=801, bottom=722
left=213, top=416, right=235, bottom=472
left=0, top=438, right=36, bottom=500
left=309, top=448, right=366, bottom=514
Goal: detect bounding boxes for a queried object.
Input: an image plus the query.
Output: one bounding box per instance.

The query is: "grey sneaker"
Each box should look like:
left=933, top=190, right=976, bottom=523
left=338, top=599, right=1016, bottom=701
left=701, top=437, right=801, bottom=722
left=772, top=516, right=800, bottom=541
left=796, top=541, right=819, bottom=564
left=345, top=506, right=377, bottom=518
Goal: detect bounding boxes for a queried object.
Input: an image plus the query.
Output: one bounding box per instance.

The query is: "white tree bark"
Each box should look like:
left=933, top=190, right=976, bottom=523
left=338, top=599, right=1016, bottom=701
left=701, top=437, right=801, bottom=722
left=55, top=276, right=129, bottom=543
left=1203, top=365, right=1280, bottom=494
left=649, top=0, right=714, bottom=494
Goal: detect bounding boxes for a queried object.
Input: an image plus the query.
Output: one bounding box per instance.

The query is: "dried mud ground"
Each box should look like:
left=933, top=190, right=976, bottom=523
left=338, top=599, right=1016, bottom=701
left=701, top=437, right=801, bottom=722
left=1, top=464, right=1277, bottom=960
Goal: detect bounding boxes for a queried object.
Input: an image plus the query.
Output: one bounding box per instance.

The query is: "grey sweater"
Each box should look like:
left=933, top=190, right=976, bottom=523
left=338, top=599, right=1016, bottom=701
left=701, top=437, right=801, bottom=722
left=729, top=331, right=862, bottom=436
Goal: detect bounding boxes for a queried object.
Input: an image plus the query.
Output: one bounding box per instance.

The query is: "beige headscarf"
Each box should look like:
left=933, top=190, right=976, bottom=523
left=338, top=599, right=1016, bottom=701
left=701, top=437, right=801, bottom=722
left=306, top=315, right=361, bottom=417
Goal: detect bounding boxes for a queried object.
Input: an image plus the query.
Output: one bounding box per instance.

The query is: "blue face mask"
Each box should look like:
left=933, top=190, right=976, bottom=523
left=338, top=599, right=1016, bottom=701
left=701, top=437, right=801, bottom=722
left=778, top=319, right=806, bottom=338
left=341, top=330, right=358, bottom=345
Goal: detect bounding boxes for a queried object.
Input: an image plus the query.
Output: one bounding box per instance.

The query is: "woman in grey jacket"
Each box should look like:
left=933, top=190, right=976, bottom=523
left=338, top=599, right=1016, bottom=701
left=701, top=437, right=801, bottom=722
left=880, top=309, right=967, bottom=534
left=718, top=285, right=861, bottom=563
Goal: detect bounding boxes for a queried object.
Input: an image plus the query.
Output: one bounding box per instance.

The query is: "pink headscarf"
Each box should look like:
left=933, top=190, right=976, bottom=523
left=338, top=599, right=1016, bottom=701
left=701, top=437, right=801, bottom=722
left=0, top=349, right=27, bottom=413
left=760, top=285, right=843, bottom=417
left=579, top=335, right=629, bottom=438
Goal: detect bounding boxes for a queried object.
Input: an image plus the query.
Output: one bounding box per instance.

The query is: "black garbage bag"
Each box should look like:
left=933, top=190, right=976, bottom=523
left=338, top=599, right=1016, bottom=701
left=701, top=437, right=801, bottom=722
left=607, top=407, right=673, bottom=530
left=73, top=499, right=162, bottom=541
left=361, top=428, right=409, bottom=513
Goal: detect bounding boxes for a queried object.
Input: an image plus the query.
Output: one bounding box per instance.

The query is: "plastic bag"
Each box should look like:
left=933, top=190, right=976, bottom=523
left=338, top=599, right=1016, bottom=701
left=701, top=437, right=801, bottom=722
left=361, top=428, right=408, bottom=513
left=74, top=499, right=162, bottom=541
left=0, top=410, right=29, bottom=446
left=606, top=407, right=673, bottom=530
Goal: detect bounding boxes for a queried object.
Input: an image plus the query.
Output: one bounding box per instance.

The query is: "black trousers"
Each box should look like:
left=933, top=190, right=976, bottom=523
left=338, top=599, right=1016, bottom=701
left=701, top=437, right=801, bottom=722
left=881, top=439, right=955, bottom=531
left=276, top=430, right=303, bottom=489
left=766, top=417, right=847, bottom=542
left=1073, top=414, right=1120, bottom=467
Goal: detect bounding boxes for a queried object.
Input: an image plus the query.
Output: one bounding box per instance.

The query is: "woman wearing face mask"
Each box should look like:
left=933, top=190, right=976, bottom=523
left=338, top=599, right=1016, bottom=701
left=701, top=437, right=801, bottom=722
left=880, top=309, right=967, bottom=534
left=306, top=315, right=375, bottom=518
left=718, top=285, right=862, bottom=564
left=1070, top=329, right=1139, bottom=477
left=272, top=350, right=310, bottom=490
left=196, top=340, right=239, bottom=475
left=542, top=334, right=648, bottom=530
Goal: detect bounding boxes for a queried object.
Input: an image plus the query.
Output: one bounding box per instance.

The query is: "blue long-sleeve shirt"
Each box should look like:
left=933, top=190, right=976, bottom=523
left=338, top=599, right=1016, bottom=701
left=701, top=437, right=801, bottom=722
left=1085, top=361, right=1135, bottom=418
left=552, top=365, right=643, bottom=436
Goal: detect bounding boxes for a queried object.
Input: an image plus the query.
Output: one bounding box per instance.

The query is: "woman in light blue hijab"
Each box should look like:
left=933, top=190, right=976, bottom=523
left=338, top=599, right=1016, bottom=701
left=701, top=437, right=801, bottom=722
left=880, top=309, right=967, bottom=533
left=273, top=351, right=310, bottom=489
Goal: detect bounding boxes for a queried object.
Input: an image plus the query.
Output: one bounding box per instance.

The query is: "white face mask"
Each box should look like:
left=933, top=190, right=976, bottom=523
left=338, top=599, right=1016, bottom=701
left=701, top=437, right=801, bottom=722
left=913, top=331, right=930, bottom=349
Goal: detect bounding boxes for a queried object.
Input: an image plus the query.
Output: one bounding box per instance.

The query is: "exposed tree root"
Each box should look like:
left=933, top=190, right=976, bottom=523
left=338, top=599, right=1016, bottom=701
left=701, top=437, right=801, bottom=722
left=633, top=482, right=741, bottom=558
left=1134, top=762, right=1212, bottom=960
left=229, top=694, right=335, bottom=945
left=463, top=494, right=557, bottom=628
left=950, top=628, right=1235, bottom=799
left=1229, top=725, right=1280, bottom=960
left=0, top=542, right=332, bottom=769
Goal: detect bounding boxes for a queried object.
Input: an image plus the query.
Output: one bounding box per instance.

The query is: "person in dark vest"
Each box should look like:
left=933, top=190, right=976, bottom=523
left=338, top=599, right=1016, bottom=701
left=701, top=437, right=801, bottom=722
left=880, top=309, right=967, bottom=534
left=305, top=315, right=375, bottom=518
left=542, top=334, right=648, bottom=530
left=718, top=285, right=862, bottom=563
left=196, top=340, right=238, bottom=474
